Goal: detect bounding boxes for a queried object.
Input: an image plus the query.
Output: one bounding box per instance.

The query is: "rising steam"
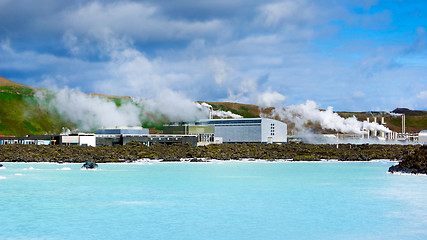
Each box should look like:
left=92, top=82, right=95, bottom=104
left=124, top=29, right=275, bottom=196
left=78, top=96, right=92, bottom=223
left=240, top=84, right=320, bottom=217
left=199, top=102, right=243, bottom=119
left=33, top=88, right=244, bottom=132
left=35, top=88, right=142, bottom=131
left=272, top=100, right=391, bottom=134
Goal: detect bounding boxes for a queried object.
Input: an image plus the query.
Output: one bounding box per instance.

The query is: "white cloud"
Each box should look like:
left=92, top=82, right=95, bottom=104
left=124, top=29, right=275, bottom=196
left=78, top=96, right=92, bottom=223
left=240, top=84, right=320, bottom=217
left=410, top=27, right=426, bottom=52
left=257, top=90, right=286, bottom=108
left=90, top=36, right=199, bottom=98
left=211, top=58, right=232, bottom=85
left=257, top=0, right=316, bottom=28
left=37, top=75, right=69, bottom=90
left=352, top=91, right=366, bottom=98
left=62, top=31, right=79, bottom=56
left=416, top=91, right=427, bottom=100
left=349, top=0, right=380, bottom=10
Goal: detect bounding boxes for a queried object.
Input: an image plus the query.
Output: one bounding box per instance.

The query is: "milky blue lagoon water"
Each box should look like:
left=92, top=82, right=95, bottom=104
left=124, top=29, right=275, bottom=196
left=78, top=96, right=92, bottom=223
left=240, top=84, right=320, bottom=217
left=1, top=161, right=426, bottom=240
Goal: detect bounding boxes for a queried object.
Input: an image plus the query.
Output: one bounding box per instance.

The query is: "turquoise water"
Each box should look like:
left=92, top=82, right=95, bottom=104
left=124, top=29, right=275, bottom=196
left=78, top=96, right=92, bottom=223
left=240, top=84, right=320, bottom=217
left=1, top=161, right=426, bottom=240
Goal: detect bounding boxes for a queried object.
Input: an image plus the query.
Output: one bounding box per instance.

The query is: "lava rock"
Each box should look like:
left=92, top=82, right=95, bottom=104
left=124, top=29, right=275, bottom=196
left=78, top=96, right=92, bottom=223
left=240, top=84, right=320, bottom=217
left=81, top=161, right=98, bottom=169
left=389, top=145, right=427, bottom=174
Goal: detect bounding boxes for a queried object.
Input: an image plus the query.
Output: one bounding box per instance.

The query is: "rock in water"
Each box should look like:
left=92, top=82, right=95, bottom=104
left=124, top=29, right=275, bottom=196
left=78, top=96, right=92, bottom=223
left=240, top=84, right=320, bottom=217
left=389, top=145, right=427, bottom=174
left=81, top=161, right=98, bottom=169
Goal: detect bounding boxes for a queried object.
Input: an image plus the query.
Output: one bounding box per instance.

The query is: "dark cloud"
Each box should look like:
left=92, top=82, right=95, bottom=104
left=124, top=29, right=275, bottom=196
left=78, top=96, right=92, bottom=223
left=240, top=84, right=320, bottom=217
left=1, top=0, right=426, bottom=110
left=143, top=0, right=258, bottom=20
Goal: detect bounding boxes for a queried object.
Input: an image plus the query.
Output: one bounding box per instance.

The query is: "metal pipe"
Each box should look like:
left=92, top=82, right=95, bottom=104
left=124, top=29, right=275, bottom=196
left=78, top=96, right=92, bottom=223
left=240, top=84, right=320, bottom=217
left=402, top=114, right=405, bottom=134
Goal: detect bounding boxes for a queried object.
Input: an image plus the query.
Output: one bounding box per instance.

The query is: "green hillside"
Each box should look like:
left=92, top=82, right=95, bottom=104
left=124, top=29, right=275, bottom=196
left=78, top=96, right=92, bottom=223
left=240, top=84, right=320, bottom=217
left=0, top=86, right=75, bottom=136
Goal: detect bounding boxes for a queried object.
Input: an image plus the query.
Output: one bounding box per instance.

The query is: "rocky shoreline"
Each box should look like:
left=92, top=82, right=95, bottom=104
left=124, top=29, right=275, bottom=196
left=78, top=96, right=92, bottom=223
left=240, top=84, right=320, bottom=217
left=0, top=142, right=422, bottom=164
left=388, top=145, right=427, bottom=174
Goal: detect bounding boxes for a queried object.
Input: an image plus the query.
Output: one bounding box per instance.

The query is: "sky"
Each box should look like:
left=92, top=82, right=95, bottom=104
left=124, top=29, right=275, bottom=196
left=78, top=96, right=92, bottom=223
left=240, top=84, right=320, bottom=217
left=0, top=0, right=426, bottom=111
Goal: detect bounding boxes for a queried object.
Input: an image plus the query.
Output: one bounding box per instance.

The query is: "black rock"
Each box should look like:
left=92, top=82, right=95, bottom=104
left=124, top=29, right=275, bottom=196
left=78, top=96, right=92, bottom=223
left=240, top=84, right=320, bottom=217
left=81, top=161, right=98, bottom=169
left=189, top=158, right=204, bottom=162
left=161, top=158, right=181, bottom=162
left=388, top=145, right=427, bottom=174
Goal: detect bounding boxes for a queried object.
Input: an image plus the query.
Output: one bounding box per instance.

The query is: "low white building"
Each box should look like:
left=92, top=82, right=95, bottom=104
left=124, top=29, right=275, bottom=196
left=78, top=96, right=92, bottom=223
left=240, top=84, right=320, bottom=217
left=419, top=130, right=427, bottom=144
left=61, top=134, right=96, bottom=146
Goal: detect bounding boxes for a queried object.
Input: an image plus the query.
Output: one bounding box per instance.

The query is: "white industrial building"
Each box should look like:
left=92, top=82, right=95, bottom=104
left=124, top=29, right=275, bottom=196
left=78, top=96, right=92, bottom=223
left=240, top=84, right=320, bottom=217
left=419, top=130, right=427, bottom=144
left=61, top=134, right=96, bottom=146
left=196, top=118, right=287, bottom=143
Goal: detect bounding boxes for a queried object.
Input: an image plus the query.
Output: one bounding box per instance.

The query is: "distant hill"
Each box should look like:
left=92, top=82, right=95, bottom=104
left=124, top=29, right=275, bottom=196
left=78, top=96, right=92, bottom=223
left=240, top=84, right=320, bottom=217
left=392, top=108, right=426, bottom=115
left=0, top=76, right=30, bottom=88
left=0, top=77, right=426, bottom=136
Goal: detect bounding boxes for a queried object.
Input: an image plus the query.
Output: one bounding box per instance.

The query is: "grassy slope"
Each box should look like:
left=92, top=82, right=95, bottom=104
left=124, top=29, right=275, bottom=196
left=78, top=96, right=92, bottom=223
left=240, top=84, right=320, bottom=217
left=0, top=86, right=75, bottom=136
left=203, top=101, right=261, bottom=118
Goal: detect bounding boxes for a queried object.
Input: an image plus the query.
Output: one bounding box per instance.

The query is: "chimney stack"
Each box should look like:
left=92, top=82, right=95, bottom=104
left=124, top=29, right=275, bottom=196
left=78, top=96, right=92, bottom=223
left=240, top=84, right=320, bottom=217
left=402, top=114, right=405, bottom=134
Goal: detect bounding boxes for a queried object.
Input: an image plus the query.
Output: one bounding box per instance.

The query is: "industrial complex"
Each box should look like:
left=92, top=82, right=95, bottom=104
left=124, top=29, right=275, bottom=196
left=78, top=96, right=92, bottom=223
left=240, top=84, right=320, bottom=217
left=0, top=118, right=288, bottom=146
left=0, top=114, right=426, bottom=146
left=360, top=116, right=426, bottom=143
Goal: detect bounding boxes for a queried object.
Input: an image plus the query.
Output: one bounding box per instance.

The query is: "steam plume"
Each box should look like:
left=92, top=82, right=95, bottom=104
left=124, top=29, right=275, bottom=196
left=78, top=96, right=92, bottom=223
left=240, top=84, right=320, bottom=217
left=35, top=88, right=141, bottom=131
left=34, top=88, right=245, bottom=132
left=273, top=100, right=391, bottom=134
left=199, top=103, right=243, bottom=119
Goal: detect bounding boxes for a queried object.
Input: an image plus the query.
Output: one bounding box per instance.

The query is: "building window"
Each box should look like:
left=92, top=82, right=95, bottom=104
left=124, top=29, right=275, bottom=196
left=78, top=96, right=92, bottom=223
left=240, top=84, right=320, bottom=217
left=270, top=122, right=275, bottom=136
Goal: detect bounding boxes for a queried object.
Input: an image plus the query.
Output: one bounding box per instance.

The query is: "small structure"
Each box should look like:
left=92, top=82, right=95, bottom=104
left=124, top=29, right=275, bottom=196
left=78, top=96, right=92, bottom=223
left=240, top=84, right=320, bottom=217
left=419, top=130, right=427, bottom=144
left=97, top=126, right=149, bottom=135
left=163, top=125, right=214, bottom=144
left=96, top=126, right=150, bottom=146
left=96, top=134, right=122, bottom=146
left=61, top=134, right=96, bottom=146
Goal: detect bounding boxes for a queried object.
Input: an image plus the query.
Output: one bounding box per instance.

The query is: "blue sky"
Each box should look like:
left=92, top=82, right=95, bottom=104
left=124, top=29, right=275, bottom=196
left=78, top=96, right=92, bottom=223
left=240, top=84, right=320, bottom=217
left=1, top=0, right=426, bottom=111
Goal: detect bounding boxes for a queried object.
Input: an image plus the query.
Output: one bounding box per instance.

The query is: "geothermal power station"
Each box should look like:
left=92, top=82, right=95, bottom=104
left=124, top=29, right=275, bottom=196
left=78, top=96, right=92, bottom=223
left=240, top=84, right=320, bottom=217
left=0, top=111, right=426, bottom=146
left=0, top=117, right=288, bottom=146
